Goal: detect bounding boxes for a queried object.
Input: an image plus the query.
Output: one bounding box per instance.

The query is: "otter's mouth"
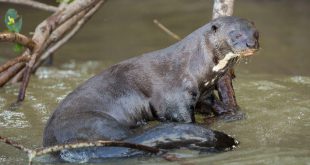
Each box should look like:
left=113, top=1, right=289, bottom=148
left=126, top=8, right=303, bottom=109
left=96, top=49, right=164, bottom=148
left=237, top=48, right=258, bottom=57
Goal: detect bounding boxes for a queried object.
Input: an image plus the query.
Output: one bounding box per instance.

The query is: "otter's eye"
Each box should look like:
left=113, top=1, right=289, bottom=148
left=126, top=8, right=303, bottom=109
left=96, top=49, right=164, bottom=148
left=235, top=34, right=242, bottom=39
left=211, top=25, right=219, bottom=32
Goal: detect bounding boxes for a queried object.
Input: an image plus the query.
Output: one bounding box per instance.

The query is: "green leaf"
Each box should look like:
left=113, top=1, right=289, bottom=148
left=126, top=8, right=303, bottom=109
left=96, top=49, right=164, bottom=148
left=5, top=9, right=17, bottom=20
left=14, top=17, right=22, bottom=33
left=4, top=8, right=22, bottom=32
left=5, top=9, right=17, bottom=31
left=13, top=43, right=24, bottom=53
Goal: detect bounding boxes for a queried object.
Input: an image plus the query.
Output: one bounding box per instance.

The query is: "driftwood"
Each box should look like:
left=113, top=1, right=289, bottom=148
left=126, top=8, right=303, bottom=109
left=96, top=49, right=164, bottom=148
left=0, top=0, right=106, bottom=101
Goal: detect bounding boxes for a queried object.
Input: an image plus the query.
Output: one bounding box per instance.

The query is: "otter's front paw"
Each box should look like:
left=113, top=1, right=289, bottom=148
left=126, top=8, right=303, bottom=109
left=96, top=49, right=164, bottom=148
left=212, top=102, right=246, bottom=121
left=216, top=109, right=246, bottom=122
left=212, top=102, right=240, bottom=116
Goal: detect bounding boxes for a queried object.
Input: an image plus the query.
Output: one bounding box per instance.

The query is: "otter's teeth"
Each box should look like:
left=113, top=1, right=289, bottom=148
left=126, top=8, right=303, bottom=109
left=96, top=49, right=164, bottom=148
left=212, top=52, right=239, bottom=72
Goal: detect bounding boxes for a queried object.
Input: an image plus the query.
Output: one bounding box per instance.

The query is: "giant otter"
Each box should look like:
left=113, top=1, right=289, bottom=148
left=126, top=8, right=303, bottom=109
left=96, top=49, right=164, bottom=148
left=43, top=16, right=259, bottom=162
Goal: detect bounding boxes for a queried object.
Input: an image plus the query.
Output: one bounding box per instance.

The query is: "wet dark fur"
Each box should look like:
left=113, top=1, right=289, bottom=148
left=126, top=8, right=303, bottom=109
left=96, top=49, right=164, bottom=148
left=43, top=16, right=259, bottom=162
left=59, top=123, right=236, bottom=162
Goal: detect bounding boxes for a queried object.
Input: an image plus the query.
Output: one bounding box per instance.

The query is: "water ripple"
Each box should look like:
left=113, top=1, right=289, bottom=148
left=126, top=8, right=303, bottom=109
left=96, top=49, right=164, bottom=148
left=0, top=111, right=30, bottom=128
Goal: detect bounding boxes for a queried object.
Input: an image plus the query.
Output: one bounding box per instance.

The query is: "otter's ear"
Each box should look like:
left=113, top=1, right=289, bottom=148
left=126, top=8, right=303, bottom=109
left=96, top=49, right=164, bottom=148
left=211, top=23, right=220, bottom=33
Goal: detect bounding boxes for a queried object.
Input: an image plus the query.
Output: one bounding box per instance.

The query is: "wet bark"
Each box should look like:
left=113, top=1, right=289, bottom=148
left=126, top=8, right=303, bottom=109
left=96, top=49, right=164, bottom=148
left=212, top=0, right=239, bottom=112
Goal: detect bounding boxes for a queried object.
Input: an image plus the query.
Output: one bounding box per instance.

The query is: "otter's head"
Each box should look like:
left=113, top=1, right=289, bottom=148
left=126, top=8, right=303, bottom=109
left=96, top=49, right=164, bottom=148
left=207, top=16, right=259, bottom=59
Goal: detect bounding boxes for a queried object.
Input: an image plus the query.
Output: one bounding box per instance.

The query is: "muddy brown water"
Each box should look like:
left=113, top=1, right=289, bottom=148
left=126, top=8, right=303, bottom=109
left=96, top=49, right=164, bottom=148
left=0, top=0, right=309, bottom=164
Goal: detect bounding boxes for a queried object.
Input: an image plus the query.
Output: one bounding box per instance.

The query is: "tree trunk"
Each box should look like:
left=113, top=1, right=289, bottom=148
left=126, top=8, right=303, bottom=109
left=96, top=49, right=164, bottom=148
left=212, top=0, right=239, bottom=111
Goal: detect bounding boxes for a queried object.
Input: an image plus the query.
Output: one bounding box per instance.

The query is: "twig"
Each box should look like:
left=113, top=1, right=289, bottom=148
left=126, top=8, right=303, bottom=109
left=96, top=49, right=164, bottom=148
left=0, top=0, right=58, bottom=12
left=46, top=11, right=87, bottom=45
left=0, top=55, right=31, bottom=73
left=10, top=67, right=24, bottom=83
left=153, top=19, right=181, bottom=41
left=0, top=32, right=37, bottom=51
left=0, top=63, right=24, bottom=87
left=0, top=136, right=32, bottom=154
left=33, top=140, right=159, bottom=157
left=0, top=135, right=160, bottom=164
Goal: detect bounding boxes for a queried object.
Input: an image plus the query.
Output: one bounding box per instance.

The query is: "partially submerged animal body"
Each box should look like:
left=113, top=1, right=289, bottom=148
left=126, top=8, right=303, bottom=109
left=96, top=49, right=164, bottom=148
left=43, top=16, right=259, bottom=162
left=59, top=123, right=237, bottom=163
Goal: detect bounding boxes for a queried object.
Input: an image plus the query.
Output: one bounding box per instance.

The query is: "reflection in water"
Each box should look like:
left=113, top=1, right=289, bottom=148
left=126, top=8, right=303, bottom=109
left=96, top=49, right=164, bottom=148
left=0, top=0, right=309, bottom=164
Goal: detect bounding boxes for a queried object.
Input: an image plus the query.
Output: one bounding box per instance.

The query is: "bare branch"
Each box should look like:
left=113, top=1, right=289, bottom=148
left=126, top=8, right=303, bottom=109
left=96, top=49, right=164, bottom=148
left=33, top=140, right=159, bottom=158
left=47, top=12, right=86, bottom=45
left=0, top=0, right=105, bottom=101
left=17, top=0, right=103, bottom=102
left=0, top=135, right=159, bottom=164
left=29, top=11, right=89, bottom=74
left=0, top=63, right=24, bottom=87
left=0, top=32, right=36, bottom=51
left=0, top=135, right=32, bottom=154
left=36, top=0, right=105, bottom=70
left=10, top=67, right=24, bottom=83
left=48, top=0, right=102, bottom=29
left=0, top=0, right=58, bottom=12
left=0, top=55, right=30, bottom=73
left=153, top=19, right=181, bottom=41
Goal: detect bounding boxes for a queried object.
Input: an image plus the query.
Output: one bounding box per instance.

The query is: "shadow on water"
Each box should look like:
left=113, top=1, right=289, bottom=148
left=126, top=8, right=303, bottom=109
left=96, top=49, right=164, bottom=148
left=0, top=0, right=309, bottom=164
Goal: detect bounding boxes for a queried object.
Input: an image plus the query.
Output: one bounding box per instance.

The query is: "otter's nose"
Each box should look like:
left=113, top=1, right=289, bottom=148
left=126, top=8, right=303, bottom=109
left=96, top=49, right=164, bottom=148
left=246, top=39, right=259, bottom=49
left=246, top=30, right=260, bottom=49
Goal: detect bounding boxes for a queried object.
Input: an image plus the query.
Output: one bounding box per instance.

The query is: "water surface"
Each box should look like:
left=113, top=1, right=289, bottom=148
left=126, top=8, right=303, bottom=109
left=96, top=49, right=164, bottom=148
left=0, top=0, right=309, bottom=164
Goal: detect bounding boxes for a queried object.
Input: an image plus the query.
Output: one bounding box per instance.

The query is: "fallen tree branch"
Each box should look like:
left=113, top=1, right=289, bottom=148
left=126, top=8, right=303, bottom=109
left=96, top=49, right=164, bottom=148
left=10, top=66, right=24, bottom=83
left=0, top=32, right=36, bottom=51
left=0, top=135, right=160, bottom=165
left=0, top=55, right=30, bottom=73
left=0, top=0, right=58, bottom=12
left=0, top=63, right=24, bottom=87
left=46, top=11, right=87, bottom=45
left=32, top=140, right=159, bottom=159
left=16, top=0, right=104, bottom=102
left=153, top=19, right=181, bottom=41
left=0, top=0, right=105, bottom=101
left=34, top=0, right=105, bottom=71
left=0, top=135, right=32, bottom=154
left=0, top=0, right=106, bottom=101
